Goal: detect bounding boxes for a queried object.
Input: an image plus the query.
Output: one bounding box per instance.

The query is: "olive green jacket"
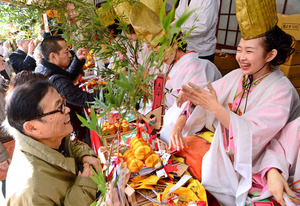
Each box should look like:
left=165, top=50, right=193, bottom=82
left=5, top=130, right=98, bottom=206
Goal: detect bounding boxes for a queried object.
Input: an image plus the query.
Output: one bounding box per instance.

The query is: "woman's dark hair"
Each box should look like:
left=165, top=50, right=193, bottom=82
left=107, top=21, right=122, bottom=38
left=171, top=32, right=188, bottom=52
left=128, top=24, right=135, bottom=34
left=6, top=79, right=51, bottom=134
left=263, top=25, right=295, bottom=66
left=96, top=1, right=122, bottom=38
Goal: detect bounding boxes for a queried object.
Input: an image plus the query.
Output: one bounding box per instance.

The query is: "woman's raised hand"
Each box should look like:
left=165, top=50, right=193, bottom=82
left=182, top=82, right=218, bottom=112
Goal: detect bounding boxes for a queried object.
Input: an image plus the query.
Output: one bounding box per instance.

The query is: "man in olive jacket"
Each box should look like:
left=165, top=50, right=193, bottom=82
left=4, top=79, right=99, bottom=205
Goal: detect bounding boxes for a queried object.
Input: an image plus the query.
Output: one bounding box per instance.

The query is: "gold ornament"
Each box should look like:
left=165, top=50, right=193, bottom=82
left=140, top=0, right=164, bottom=17
left=113, top=0, right=134, bottom=25
left=129, top=2, right=165, bottom=46
left=235, top=0, right=278, bottom=39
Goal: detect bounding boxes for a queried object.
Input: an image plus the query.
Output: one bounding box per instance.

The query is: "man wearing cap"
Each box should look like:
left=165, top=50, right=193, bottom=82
left=9, top=38, right=36, bottom=74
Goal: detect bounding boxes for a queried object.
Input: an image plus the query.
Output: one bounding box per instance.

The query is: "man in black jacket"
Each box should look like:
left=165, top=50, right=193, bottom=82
left=9, top=39, right=36, bottom=74
left=35, top=36, right=99, bottom=143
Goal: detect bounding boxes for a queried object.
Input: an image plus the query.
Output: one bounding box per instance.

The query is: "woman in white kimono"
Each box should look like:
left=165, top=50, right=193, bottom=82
left=138, top=32, right=222, bottom=114
left=161, top=1, right=300, bottom=204
left=254, top=117, right=300, bottom=205
left=163, top=32, right=222, bottom=108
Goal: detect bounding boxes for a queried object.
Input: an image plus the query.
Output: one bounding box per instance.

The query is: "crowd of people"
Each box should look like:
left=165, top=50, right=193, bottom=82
left=0, top=0, right=299, bottom=205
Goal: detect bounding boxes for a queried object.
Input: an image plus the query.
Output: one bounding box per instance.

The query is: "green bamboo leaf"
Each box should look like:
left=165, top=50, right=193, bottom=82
left=174, top=9, right=195, bottom=28
left=90, top=202, right=97, bottom=206
left=157, top=42, right=167, bottom=57
left=90, top=107, right=97, bottom=130
left=90, top=176, right=102, bottom=185
left=169, top=26, right=182, bottom=36
left=117, top=90, right=125, bottom=107
left=112, top=94, right=118, bottom=107
left=120, top=71, right=129, bottom=84
left=163, top=11, right=173, bottom=31
left=104, top=83, right=116, bottom=105
left=97, top=101, right=108, bottom=109
left=121, top=71, right=133, bottom=91
left=76, top=114, right=94, bottom=131
left=83, top=108, right=92, bottom=122
left=159, top=0, right=167, bottom=26
left=105, top=94, right=115, bottom=105
left=168, top=0, right=177, bottom=20
left=150, top=33, right=163, bottom=45
left=106, top=82, right=113, bottom=95
left=97, top=105, right=112, bottom=118
left=115, top=80, right=128, bottom=90
left=90, top=166, right=107, bottom=194
left=114, top=175, right=120, bottom=188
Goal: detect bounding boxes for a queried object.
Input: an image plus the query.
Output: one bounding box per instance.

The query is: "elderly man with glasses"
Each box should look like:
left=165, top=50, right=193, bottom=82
left=3, top=79, right=100, bottom=206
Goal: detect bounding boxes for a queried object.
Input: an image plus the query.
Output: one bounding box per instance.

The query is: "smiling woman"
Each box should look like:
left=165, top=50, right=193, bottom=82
left=160, top=0, right=300, bottom=205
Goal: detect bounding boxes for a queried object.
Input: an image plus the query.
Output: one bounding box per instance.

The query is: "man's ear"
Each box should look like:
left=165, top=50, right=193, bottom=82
left=48, top=52, right=57, bottom=64
left=266, top=49, right=278, bottom=62
left=23, top=121, right=39, bottom=136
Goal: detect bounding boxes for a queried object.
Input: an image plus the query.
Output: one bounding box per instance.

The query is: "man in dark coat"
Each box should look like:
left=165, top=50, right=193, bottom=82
left=9, top=39, right=36, bottom=74
left=35, top=36, right=99, bottom=143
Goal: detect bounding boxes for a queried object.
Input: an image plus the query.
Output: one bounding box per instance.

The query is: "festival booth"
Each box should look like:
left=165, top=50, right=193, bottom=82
left=56, top=0, right=300, bottom=205
left=69, top=1, right=211, bottom=205
left=1, top=0, right=300, bottom=205
left=80, top=65, right=209, bottom=205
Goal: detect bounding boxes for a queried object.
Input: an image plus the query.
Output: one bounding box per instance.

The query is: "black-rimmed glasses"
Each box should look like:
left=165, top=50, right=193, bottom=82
left=30, top=96, right=66, bottom=120
left=0, top=55, right=4, bottom=62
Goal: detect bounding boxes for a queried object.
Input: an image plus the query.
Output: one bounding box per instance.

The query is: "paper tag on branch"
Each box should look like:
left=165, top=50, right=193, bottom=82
left=156, top=168, right=168, bottom=178
left=161, top=153, right=171, bottom=165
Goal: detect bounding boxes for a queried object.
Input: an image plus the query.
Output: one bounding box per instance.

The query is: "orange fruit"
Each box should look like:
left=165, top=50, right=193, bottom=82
left=127, top=159, right=143, bottom=173
left=122, top=149, right=133, bottom=160
left=145, top=153, right=159, bottom=168
left=126, top=154, right=136, bottom=163
left=129, top=138, right=140, bottom=148
left=134, top=144, right=152, bottom=160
